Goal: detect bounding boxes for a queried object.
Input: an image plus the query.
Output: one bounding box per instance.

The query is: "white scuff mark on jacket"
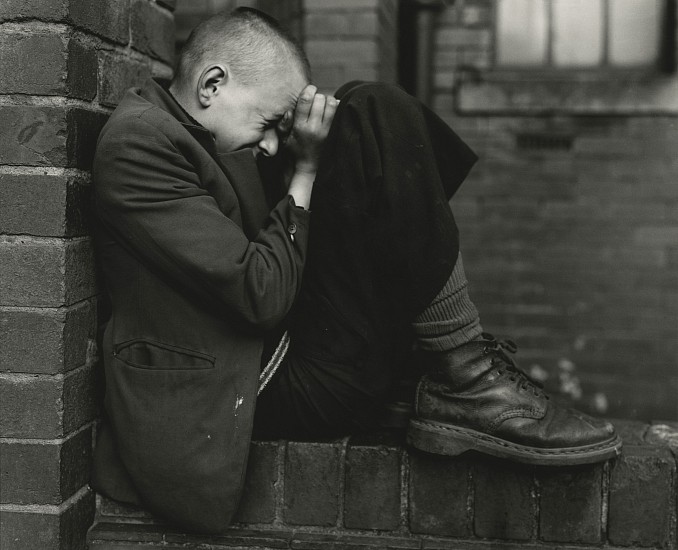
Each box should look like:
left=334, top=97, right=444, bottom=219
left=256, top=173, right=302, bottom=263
left=234, top=396, right=244, bottom=416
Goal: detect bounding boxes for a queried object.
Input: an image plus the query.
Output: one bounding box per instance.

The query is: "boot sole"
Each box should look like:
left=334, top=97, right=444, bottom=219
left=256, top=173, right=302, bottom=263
left=407, top=418, right=623, bottom=466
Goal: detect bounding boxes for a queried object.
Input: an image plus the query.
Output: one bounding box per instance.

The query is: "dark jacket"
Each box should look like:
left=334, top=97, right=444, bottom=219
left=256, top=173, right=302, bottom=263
left=90, top=79, right=310, bottom=533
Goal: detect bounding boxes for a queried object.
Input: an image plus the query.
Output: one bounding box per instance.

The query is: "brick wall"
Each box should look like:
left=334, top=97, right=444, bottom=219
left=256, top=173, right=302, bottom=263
left=426, top=0, right=678, bottom=421
left=0, top=1, right=175, bottom=548
left=175, top=1, right=304, bottom=56
left=89, top=422, right=678, bottom=549
left=303, top=0, right=398, bottom=94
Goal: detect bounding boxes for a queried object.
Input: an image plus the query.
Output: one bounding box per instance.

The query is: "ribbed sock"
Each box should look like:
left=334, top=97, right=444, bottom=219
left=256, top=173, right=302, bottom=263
left=412, top=253, right=483, bottom=351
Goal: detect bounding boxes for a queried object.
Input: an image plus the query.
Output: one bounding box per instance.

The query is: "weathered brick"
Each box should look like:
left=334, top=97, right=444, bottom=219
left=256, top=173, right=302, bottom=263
left=69, top=0, right=130, bottom=44
left=0, top=32, right=66, bottom=96
left=610, top=418, right=650, bottom=445
left=0, top=174, right=90, bottom=237
left=645, top=422, right=678, bottom=450
left=0, top=301, right=95, bottom=375
left=284, top=441, right=340, bottom=526
left=0, top=364, right=96, bottom=438
left=66, top=39, right=98, bottom=100
left=344, top=435, right=401, bottom=530
left=0, top=488, right=94, bottom=550
left=305, top=39, right=379, bottom=65
left=87, top=521, right=165, bottom=544
left=473, top=457, right=536, bottom=540
left=0, top=106, right=68, bottom=167
left=0, top=0, right=129, bottom=44
left=608, top=446, right=675, bottom=547
left=0, top=0, right=69, bottom=21
left=62, top=364, right=98, bottom=435
left=0, top=236, right=96, bottom=308
left=0, top=34, right=97, bottom=101
left=0, top=106, right=107, bottom=168
left=0, top=427, right=92, bottom=505
left=130, top=0, right=175, bottom=64
left=98, top=52, right=151, bottom=107
left=537, top=464, right=603, bottom=543
left=67, top=108, right=109, bottom=170
left=234, top=440, right=279, bottom=524
left=408, top=451, right=470, bottom=536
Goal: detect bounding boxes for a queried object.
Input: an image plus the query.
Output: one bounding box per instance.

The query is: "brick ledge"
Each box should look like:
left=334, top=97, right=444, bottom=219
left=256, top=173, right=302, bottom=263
left=87, top=420, right=678, bottom=550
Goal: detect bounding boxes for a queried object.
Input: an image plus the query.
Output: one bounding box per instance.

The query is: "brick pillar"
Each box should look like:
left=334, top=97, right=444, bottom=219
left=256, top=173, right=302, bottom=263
left=0, top=1, right=175, bottom=549
left=303, top=0, right=398, bottom=94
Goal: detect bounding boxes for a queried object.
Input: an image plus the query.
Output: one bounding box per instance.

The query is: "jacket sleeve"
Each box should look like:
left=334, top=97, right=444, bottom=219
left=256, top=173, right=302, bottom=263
left=93, top=115, right=311, bottom=331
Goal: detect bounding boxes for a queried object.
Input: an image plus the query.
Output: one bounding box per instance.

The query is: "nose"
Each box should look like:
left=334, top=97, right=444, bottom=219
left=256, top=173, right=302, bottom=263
left=258, top=128, right=279, bottom=157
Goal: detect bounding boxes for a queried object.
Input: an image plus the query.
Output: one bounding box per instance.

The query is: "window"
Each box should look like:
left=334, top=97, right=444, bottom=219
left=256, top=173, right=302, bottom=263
left=496, top=0, right=666, bottom=69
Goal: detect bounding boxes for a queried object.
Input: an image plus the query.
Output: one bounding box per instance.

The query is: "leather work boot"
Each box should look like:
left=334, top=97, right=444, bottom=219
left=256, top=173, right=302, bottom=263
left=407, top=335, right=622, bottom=466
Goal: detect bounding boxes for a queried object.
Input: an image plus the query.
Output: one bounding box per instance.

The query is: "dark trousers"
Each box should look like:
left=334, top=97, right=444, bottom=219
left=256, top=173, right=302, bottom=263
left=253, top=83, right=477, bottom=439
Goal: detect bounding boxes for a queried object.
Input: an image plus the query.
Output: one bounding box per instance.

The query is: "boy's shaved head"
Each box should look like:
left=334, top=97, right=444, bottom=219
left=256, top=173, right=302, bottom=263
left=173, top=7, right=311, bottom=90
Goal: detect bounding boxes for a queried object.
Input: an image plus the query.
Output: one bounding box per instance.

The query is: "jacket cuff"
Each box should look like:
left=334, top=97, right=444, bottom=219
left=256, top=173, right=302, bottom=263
left=278, top=195, right=310, bottom=245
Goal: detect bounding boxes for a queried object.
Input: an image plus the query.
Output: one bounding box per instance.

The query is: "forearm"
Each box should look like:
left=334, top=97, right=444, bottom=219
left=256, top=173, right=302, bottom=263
left=287, top=166, right=316, bottom=209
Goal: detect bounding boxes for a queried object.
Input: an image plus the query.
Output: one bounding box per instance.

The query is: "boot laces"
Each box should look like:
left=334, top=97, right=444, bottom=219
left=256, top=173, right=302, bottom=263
left=482, top=334, right=546, bottom=398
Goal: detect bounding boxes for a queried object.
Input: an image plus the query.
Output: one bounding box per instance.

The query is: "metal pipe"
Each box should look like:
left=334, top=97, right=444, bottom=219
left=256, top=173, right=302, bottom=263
left=411, top=0, right=446, bottom=105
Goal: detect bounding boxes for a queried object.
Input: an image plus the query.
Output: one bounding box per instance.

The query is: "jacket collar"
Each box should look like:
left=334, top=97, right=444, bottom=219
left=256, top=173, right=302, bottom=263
left=139, top=78, right=218, bottom=155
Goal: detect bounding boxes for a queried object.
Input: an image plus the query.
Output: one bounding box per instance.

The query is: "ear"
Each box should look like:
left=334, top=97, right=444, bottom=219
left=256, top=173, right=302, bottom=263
left=197, top=65, right=228, bottom=108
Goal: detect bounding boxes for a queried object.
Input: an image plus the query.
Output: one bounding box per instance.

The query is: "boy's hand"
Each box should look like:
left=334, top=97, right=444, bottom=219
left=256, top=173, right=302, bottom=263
left=281, top=84, right=338, bottom=174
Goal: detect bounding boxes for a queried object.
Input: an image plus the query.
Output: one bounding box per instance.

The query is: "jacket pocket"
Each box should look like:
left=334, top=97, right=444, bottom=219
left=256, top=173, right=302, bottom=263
left=113, top=338, right=215, bottom=370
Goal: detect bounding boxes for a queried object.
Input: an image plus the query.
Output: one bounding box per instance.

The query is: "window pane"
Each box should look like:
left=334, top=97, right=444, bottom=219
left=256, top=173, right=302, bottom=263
left=609, top=0, right=662, bottom=66
left=496, top=0, right=548, bottom=65
left=552, top=0, right=604, bottom=66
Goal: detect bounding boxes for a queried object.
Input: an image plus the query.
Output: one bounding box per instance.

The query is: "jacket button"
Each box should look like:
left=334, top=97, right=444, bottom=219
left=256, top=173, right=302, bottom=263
left=287, top=223, right=297, bottom=235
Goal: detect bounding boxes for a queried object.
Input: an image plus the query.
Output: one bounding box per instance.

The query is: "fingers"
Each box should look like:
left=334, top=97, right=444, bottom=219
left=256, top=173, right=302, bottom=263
left=307, top=92, right=327, bottom=128
left=322, top=96, right=339, bottom=126
left=294, top=84, right=317, bottom=122
left=299, top=92, right=338, bottom=134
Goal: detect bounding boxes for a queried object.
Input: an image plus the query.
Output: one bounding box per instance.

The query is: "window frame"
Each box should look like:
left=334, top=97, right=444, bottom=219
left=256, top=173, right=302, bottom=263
left=492, top=0, right=675, bottom=74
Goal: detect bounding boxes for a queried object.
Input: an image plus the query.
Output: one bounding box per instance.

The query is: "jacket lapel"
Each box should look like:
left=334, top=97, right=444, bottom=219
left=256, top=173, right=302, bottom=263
left=218, top=150, right=270, bottom=241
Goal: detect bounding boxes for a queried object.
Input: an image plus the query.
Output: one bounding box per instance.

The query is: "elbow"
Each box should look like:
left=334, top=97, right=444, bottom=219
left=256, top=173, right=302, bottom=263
left=238, top=284, right=297, bottom=332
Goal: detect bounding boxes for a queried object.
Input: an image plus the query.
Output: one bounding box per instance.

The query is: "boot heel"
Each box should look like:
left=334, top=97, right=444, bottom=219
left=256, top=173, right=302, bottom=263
left=407, top=419, right=474, bottom=457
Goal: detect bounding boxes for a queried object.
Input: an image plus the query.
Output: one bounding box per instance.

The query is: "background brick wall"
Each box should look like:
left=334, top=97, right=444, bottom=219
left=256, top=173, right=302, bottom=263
left=303, top=0, right=398, bottom=93
left=429, top=0, right=678, bottom=421
left=0, top=1, right=175, bottom=548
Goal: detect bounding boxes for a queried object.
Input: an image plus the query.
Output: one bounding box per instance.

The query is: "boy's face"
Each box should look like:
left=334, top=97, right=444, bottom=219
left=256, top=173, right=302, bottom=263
left=206, top=67, right=309, bottom=157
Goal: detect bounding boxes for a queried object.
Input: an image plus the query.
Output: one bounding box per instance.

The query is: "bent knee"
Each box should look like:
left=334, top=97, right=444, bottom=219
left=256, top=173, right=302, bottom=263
left=335, top=80, right=415, bottom=109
